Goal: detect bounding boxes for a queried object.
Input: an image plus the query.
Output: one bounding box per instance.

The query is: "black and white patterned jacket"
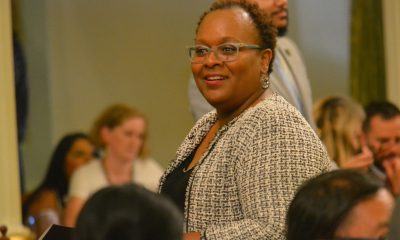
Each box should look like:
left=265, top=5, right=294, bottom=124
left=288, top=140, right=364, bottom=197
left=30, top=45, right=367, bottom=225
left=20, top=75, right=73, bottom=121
left=159, top=94, right=333, bottom=240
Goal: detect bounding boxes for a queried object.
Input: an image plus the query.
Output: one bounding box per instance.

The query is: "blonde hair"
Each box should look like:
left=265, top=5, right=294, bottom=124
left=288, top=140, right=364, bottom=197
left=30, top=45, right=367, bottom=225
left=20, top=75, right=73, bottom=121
left=313, top=96, right=365, bottom=167
left=90, top=104, right=149, bottom=158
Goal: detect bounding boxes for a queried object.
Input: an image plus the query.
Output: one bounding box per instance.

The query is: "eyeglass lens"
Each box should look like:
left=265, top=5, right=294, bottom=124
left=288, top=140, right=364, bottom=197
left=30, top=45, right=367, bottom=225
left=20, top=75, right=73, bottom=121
left=190, top=44, right=239, bottom=63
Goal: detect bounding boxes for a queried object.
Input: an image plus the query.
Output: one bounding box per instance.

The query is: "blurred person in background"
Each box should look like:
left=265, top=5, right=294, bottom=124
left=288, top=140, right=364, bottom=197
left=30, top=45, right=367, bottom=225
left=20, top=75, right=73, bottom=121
left=363, top=101, right=400, bottom=195
left=313, top=96, right=373, bottom=169
left=64, top=104, right=163, bottom=227
left=23, top=132, right=93, bottom=237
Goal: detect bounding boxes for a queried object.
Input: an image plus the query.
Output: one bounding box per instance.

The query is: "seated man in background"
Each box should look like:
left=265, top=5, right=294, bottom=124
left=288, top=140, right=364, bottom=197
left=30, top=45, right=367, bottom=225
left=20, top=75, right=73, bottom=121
left=287, top=169, right=394, bottom=240
left=73, top=183, right=183, bottom=240
left=363, top=101, right=400, bottom=195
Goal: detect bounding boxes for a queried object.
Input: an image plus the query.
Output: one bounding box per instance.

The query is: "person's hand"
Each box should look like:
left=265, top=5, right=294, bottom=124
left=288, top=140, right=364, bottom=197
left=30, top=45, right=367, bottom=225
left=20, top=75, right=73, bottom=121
left=382, top=156, right=400, bottom=196
left=343, top=146, right=374, bottom=170
left=183, top=232, right=201, bottom=240
left=374, top=144, right=400, bottom=162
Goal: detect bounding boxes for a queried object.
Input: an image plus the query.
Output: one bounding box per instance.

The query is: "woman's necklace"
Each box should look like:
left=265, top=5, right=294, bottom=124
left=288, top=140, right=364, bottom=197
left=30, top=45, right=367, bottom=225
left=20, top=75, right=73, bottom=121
left=101, top=159, right=133, bottom=184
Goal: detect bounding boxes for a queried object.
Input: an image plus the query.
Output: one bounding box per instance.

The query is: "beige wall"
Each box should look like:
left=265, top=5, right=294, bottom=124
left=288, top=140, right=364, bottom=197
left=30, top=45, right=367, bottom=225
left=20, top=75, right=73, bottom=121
left=287, top=0, right=351, bottom=101
left=46, top=0, right=212, bottom=162
left=383, top=0, right=400, bottom=107
left=20, top=0, right=53, bottom=192
left=22, top=0, right=213, bottom=191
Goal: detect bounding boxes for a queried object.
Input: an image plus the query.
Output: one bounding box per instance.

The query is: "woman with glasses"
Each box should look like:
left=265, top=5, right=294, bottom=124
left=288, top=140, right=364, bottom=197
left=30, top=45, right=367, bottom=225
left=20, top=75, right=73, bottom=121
left=159, top=1, right=333, bottom=239
left=287, top=169, right=394, bottom=240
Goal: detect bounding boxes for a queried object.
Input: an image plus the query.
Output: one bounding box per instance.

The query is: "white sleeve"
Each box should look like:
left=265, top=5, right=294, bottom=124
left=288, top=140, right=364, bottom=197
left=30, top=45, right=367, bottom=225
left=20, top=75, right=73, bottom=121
left=68, top=165, right=91, bottom=200
left=134, top=158, right=165, bottom=193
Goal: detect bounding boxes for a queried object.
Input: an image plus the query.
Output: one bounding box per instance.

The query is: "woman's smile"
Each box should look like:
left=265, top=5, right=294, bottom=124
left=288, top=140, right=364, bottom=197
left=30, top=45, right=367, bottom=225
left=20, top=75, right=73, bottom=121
left=203, top=74, right=227, bottom=88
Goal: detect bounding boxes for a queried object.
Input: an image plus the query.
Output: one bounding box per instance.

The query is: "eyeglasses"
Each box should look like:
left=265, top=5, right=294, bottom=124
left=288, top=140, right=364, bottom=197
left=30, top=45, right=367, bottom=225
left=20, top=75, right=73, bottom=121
left=188, top=42, right=262, bottom=63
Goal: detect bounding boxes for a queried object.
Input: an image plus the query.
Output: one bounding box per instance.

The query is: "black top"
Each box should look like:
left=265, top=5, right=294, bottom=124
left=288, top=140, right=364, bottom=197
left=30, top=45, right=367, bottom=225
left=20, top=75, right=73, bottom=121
left=160, top=151, right=195, bottom=213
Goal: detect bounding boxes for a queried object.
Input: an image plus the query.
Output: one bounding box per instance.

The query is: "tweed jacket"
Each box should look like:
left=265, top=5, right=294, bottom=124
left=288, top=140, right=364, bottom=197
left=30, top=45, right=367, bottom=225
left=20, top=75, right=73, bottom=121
left=188, top=36, right=315, bottom=130
left=159, top=94, right=333, bottom=240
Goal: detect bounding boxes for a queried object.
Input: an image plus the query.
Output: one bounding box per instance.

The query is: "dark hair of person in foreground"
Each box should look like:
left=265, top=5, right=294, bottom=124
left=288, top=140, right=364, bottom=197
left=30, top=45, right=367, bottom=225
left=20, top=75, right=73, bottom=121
left=286, top=169, right=386, bottom=240
left=73, top=183, right=183, bottom=240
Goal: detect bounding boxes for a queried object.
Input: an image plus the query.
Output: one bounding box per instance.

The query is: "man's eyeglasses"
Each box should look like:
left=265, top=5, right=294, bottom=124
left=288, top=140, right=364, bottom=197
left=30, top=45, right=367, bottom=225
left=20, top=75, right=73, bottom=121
left=188, top=42, right=262, bottom=63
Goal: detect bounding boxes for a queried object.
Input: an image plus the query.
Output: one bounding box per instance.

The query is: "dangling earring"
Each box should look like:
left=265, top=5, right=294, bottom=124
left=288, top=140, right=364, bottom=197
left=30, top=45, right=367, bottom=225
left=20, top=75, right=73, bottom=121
left=261, top=73, right=269, bottom=89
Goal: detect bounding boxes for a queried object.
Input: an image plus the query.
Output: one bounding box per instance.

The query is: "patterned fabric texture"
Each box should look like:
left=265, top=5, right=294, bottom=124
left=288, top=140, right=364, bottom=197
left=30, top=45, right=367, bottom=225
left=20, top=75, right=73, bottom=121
left=159, top=93, right=333, bottom=240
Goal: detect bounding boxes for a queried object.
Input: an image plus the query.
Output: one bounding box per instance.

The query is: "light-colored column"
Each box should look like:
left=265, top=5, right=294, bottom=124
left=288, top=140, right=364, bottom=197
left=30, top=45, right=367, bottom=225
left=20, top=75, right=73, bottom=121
left=0, top=0, right=30, bottom=238
left=383, top=0, right=400, bottom=106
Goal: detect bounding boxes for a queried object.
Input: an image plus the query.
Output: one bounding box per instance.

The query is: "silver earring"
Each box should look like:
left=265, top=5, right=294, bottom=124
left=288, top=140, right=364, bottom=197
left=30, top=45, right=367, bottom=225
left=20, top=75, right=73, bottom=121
left=261, top=73, right=269, bottom=89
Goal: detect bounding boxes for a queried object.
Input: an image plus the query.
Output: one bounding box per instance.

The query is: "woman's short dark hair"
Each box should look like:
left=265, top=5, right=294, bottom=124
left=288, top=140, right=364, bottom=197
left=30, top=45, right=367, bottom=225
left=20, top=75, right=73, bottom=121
left=286, top=169, right=385, bottom=240
left=196, top=0, right=277, bottom=75
left=73, top=184, right=183, bottom=240
left=23, top=132, right=91, bottom=217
